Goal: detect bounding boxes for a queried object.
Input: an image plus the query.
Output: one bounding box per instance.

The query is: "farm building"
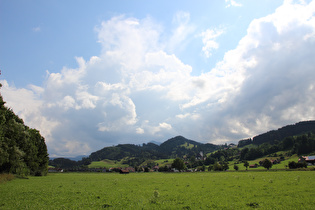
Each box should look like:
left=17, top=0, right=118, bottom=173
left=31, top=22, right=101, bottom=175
left=299, top=156, right=315, bottom=165
left=124, top=167, right=135, bottom=172
left=48, top=168, right=63, bottom=173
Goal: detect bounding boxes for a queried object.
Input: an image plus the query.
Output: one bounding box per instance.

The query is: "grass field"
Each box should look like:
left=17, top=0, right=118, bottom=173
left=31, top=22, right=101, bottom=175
left=1, top=171, right=314, bottom=209
left=88, top=158, right=175, bottom=169
left=230, top=154, right=300, bottom=171
left=88, top=159, right=129, bottom=169
left=87, top=153, right=301, bottom=170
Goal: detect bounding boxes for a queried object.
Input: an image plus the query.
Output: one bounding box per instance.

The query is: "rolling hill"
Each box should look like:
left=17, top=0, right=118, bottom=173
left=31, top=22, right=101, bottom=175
left=89, top=135, right=221, bottom=162
left=49, top=120, right=315, bottom=169
left=238, top=120, right=315, bottom=147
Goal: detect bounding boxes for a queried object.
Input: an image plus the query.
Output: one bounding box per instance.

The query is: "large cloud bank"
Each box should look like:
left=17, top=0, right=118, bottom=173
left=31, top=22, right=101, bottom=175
left=2, top=1, right=315, bottom=157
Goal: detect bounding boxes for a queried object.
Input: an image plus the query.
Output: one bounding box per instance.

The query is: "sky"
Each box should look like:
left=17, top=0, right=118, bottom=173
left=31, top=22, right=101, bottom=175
left=1, top=0, right=315, bottom=157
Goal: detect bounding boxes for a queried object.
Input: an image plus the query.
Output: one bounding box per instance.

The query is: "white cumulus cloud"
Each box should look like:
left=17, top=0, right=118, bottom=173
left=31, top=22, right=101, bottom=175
left=200, top=28, right=225, bottom=58
left=1, top=0, right=315, bottom=157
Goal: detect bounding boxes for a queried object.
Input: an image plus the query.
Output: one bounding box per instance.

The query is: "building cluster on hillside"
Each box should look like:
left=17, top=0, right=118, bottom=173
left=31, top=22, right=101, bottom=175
left=48, top=168, right=64, bottom=173
left=298, top=156, right=315, bottom=166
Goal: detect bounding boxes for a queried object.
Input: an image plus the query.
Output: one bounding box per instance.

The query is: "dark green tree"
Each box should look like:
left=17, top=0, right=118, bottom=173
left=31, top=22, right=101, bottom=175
left=0, top=84, right=49, bottom=176
left=171, top=158, right=186, bottom=171
left=222, top=162, right=229, bottom=171
left=262, top=159, right=272, bottom=170
left=288, top=161, right=307, bottom=169
left=281, top=137, right=294, bottom=150
left=240, top=148, right=249, bottom=160
left=204, top=156, right=215, bottom=165
left=189, top=156, right=196, bottom=164
left=243, top=161, right=249, bottom=170
left=213, top=162, right=223, bottom=171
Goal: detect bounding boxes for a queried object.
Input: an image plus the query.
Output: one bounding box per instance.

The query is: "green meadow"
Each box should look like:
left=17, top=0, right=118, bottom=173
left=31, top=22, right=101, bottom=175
left=88, top=159, right=129, bottom=169
left=88, top=158, right=175, bottom=169
left=230, top=154, right=300, bottom=171
left=1, top=171, right=314, bottom=209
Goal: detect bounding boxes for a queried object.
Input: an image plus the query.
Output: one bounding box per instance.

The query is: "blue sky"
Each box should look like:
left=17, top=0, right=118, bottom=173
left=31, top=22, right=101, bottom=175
left=1, top=0, right=315, bottom=157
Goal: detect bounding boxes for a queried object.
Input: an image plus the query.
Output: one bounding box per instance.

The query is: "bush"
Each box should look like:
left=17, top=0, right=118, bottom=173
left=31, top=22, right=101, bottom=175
left=213, top=162, right=223, bottom=171
left=34, top=171, right=43, bottom=176
left=288, top=161, right=307, bottom=169
left=171, top=158, right=186, bottom=171
left=262, top=159, right=272, bottom=170
left=196, top=165, right=206, bottom=171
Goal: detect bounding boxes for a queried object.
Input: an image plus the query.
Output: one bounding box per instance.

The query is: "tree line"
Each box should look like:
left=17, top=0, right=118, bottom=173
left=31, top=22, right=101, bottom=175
left=238, top=121, right=315, bottom=146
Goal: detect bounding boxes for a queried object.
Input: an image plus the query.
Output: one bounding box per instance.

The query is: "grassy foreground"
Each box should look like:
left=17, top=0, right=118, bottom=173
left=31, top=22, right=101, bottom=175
left=0, top=171, right=314, bottom=209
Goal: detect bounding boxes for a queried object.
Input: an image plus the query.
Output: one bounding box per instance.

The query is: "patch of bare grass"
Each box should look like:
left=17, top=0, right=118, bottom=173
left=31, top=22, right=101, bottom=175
left=0, top=173, right=15, bottom=183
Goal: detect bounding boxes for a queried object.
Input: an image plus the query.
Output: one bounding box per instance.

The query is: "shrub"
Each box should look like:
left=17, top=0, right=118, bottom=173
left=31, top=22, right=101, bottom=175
left=262, top=159, right=272, bottom=170
left=288, top=161, right=307, bottom=169
left=196, top=165, right=206, bottom=171
left=213, top=162, right=223, bottom=171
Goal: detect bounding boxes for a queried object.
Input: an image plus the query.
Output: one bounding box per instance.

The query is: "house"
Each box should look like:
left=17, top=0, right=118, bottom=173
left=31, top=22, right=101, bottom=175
left=249, top=164, right=257, bottom=168
left=171, top=168, right=179, bottom=172
left=153, top=166, right=159, bottom=172
left=196, top=151, right=206, bottom=160
left=124, top=167, right=135, bottom=172
left=299, top=156, right=315, bottom=165
left=48, top=168, right=63, bottom=173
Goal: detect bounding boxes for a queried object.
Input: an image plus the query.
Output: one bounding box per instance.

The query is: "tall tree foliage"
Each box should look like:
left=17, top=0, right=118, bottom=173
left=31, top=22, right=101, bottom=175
left=252, top=121, right=315, bottom=145
left=0, top=84, right=48, bottom=176
left=171, top=158, right=186, bottom=171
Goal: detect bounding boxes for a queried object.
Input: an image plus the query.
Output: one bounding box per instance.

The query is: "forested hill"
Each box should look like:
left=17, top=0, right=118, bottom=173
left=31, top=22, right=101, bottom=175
left=88, top=121, right=315, bottom=163
left=89, top=136, right=221, bottom=162
left=238, top=120, right=315, bottom=147
left=49, top=121, right=315, bottom=169
left=0, top=84, right=49, bottom=176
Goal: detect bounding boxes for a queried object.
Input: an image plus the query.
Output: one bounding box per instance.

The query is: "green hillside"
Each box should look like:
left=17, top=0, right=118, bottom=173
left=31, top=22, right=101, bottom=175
left=88, top=135, right=221, bottom=163
left=49, top=121, right=315, bottom=171
left=88, top=159, right=128, bottom=168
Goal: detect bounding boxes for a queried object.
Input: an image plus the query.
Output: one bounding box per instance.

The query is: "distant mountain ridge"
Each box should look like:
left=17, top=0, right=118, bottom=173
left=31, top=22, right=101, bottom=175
left=50, top=155, right=88, bottom=161
left=148, top=140, right=162, bottom=146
